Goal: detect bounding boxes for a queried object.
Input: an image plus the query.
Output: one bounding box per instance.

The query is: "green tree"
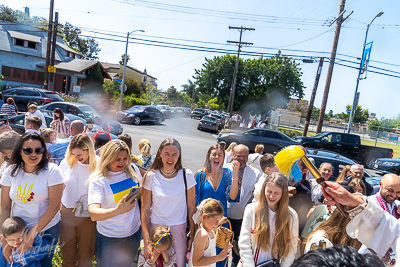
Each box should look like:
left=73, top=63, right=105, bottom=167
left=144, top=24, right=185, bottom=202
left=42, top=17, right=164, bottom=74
left=121, top=54, right=130, bottom=65
left=193, top=52, right=304, bottom=113
left=142, top=84, right=162, bottom=105
left=124, top=76, right=145, bottom=97
left=340, top=105, right=369, bottom=124
left=197, top=100, right=206, bottom=108
left=61, top=22, right=101, bottom=60
left=208, top=98, right=220, bottom=110
left=103, top=80, right=120, bottom=97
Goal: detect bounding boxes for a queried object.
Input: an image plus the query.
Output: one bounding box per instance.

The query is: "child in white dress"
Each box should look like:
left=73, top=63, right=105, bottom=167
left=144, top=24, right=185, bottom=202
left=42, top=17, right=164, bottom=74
left=189, top=198, right=232, bottom=267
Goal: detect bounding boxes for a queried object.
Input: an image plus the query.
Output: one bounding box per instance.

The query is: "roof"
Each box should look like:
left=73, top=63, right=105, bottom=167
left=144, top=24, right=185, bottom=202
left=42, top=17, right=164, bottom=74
left=56, top=42, right=77, bottom=55
left=101, top=62, right=157, bottom=80
left=7, top=30, right=41, bottom=43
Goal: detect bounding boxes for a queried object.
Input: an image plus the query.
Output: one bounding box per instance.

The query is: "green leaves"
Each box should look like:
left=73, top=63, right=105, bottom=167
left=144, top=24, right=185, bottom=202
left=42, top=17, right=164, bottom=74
left=193, top=53, right=304, bottom=113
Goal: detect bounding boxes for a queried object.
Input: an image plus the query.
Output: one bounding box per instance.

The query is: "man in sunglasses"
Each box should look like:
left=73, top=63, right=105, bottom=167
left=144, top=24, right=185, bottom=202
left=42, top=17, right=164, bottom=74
left=25, top=116, right=42, bottom=135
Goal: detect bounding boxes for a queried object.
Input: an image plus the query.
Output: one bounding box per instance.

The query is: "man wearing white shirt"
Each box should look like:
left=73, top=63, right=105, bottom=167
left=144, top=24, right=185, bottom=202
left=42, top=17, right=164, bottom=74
left=225, top=144, right=262, bottom=267
left=370, top=173, right=400, bottom=218
left=25, top=116, right=42, bottom=135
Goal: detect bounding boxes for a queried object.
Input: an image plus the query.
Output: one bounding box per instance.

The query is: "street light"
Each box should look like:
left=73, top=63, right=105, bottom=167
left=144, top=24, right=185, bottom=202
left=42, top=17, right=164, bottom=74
left=119, top=29, right=145, bottom=111
left=347, top=12, right=383, bottom=133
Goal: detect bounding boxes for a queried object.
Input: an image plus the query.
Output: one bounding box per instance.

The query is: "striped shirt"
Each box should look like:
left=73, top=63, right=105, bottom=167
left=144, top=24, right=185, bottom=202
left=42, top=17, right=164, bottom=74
left=50, top=117, right=70, bottom=137
left=0, top=103, right=17, bottom=116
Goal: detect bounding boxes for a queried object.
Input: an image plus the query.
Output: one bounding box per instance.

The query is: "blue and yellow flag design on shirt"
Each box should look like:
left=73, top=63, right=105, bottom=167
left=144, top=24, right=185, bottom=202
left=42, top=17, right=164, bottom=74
left=109, top=178, right=138, bottom=203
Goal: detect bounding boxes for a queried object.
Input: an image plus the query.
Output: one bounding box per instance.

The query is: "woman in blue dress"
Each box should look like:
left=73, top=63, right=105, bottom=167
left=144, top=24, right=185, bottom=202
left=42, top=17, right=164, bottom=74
left=194, top=142, right=240, bottom=267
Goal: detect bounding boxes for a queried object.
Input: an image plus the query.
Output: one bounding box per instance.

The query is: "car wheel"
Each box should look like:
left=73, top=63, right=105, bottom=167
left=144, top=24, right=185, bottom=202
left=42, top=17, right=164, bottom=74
left=364, top=153, right=380, bottom=169
left=157, top=118, right=163, bottom=125
left=134, top=117, right=141, bottom=125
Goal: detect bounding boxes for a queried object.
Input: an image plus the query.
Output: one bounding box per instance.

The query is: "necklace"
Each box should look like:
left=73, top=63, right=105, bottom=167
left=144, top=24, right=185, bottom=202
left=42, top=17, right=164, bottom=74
left=160, top=168, right=177, bottom=176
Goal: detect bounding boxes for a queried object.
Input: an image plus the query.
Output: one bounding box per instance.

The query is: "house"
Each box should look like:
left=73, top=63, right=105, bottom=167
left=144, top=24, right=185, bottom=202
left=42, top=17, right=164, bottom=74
left=0, top=21, right=110, bottom=94
left=102, top=62, right=157, bottom=88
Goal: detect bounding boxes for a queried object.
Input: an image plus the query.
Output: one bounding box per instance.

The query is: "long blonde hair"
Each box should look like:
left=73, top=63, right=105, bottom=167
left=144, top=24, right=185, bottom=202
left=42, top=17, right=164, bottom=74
left=86, top=139, right=138, bottom=185
left=255, top=172, right=293, bottom=258
left=138, top=138, right=151, bottom=156
left=65, top=134, right=97, bottom=172
left=225, top=142, right=237, bottom=154
left=336, top=165, right=351, bottom=183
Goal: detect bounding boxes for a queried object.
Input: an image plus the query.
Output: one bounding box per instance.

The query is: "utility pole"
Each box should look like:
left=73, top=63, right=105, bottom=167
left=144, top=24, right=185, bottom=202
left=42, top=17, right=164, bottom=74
left=48, top=12, right=58, bottom=92
left=303, top=57, right=324, bottom=136
left=44, top=0, right=54, bottom=89
left=316, top=0, right=346, bottom=133
left=227, top=26, right=255, bottom=115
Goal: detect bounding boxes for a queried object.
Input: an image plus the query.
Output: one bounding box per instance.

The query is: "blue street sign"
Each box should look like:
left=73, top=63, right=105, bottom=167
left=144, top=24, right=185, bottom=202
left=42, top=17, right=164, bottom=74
left=346, top=110, right=351, bottom=114
left=113, top=79, right=122, bottom=83
left=360, top=42, right=373, bottom=80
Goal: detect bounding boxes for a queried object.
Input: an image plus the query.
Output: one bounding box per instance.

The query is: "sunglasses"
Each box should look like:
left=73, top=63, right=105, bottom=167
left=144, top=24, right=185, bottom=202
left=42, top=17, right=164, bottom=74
left=22, top=147, right=45, bottom=155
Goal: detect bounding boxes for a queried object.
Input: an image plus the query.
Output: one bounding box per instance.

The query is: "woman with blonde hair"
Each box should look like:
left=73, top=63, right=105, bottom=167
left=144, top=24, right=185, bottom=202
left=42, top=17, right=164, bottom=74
left=224, top=142, right=237, bottom=164
left=336, top=165, right=351, bottom=183
left=137, top=138, right=156, bottom=170
left=59, top=134, right=99, bottom=267
left=238, top=172, right=299, bottom=267
left=87, top=139, right=141, bottom=266
left=141, top=138, right=197, bottom=267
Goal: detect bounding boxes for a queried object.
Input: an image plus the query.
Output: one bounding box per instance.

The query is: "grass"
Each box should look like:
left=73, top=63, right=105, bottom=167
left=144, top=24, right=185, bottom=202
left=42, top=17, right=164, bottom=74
left=361, top=139, right=400, bottom=158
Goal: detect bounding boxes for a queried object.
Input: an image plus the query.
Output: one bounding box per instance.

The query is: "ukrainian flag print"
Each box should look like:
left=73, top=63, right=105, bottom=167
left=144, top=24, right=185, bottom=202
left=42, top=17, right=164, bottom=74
left=109, top=178, right=138, bottom=204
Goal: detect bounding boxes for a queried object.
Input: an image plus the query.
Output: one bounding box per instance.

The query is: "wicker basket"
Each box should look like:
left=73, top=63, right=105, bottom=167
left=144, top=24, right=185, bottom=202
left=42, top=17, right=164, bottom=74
left=216, top=219, right=234, bottom=249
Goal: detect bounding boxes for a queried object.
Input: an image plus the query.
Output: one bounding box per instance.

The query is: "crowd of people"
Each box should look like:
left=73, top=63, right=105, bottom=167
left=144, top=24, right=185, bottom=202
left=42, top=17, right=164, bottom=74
left=0, top=100, right=397, bottom=267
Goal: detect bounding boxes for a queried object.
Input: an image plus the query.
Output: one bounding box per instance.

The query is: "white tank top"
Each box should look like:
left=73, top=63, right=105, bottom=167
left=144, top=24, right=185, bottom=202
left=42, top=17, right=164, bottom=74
left=188, top=228, right=216, bottom=267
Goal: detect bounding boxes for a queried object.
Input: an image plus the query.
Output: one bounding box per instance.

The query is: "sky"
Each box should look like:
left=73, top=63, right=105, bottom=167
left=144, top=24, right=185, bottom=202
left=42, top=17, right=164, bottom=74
left=3, top=0, right=400, bottom=118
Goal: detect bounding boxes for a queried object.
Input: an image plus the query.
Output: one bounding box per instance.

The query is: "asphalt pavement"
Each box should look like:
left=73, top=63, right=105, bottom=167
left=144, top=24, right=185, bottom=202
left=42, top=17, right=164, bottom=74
left=121, top=116, right=218, bottom=172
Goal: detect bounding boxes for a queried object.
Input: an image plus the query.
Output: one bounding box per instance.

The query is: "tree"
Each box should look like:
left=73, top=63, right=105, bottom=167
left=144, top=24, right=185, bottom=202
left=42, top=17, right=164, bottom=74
left=193, top=52, right=304, bottom=113
left=196, top=100, right=205, bottom=108
left=103, top=80, right=120, bottom=97
left=121, top=54, right=130, bottom=65
left=208, top=98, right=220, bottom=110
left=61, top=22, right=101, bottom=60
left=124, top=76, right=145, bottom=96
left=142, top=84, right=162, bottom=105
left=286, top=99, right=308, bottom=116
left=340, top=105, right=369, bottom=124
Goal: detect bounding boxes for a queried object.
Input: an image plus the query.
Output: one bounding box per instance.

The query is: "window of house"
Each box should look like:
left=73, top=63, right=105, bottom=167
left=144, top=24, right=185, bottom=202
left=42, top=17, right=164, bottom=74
left=27, top=70, right=36, bottom=81
left=1, top=66, right=11, bottom=78
left=71, top=53, right=75, bottom=58
left=15, top=38, right=24, bottom=47
left=37, top=72, right=45, bottom=83
left=65, top=51, right=69, bottom=57
left=12, top=68, right=22, bottom=79
left=27, top=41, right=36, bottom=49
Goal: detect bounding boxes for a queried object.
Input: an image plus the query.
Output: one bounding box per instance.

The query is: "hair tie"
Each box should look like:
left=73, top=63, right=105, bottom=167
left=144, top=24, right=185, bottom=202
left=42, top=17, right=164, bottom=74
left=154, top=232, right=172, bottom=246
left=192, top=198, right=212, bottom=225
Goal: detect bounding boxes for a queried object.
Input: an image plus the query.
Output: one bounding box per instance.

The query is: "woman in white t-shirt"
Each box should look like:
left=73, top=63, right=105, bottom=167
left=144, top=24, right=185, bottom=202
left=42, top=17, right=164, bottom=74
left=87, top=139, right=141, bottom=267
left=238, top=172, right=299, bottom=267
left=59, top=134, right=99, bottom=267
left=0, top=132, right=64, bottom=267
left=141, top=138, right=197, bottom=267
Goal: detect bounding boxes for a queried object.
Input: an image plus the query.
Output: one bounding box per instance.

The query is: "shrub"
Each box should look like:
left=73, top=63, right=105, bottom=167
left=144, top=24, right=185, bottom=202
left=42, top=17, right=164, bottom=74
left=278, top=127, right=303, bottom=138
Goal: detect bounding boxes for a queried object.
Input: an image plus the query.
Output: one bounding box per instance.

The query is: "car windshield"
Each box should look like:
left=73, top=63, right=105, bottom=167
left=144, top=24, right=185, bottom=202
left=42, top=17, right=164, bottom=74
left=203, top=117, right=216, bottom=122
left=43, top=92, right=63, bottom=100
left=210, top=114, right=222, bottom=119
left=157, top=105, right=166, bottom=110
left=128, top=106, right=145, bottom=112
left=79, top=106, right=101, bottom=117
left=194, top=108, right=204, bottom=112
left=312, top=132, right=329, bottom=138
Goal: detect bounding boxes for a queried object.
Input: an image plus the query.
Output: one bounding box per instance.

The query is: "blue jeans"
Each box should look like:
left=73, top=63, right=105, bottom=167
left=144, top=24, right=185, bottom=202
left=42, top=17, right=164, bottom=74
left=40, top=221, right=61, bottom=267
left=95, top=228, right=141, bottom=267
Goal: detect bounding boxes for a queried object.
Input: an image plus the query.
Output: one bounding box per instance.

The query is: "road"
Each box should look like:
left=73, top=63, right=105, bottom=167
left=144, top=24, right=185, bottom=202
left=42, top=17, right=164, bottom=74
left=122, top=116, right=218, bottom=172
left=121, top=116, right=383, bottom=177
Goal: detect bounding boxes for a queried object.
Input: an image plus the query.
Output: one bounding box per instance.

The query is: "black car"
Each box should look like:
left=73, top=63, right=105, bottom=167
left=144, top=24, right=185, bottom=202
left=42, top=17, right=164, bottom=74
left=197, top=116, right=219, bottom=133
left=116, top=105, right=165, bottom=125
left=190, top=108, right=207, bottom=119
left=208, top=114, right=224, bottom=130
left=2, top=87, right=64, bottom=112
left=373, top=158, right=400, bottom=175
left=217, top=128, right=300, bottom=153
left=38, top=102, right=123, bottom=136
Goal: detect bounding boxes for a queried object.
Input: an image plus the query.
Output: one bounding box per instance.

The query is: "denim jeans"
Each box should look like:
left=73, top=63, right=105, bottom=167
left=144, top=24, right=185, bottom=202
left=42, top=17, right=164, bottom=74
left=95, top=228, right=141, bottom=267
left=40, top=220, right=61, bottom=267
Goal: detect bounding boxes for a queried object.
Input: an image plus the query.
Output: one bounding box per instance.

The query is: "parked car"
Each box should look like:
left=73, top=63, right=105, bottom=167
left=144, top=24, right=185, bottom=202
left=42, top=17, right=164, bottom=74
left=2, top=87, right=64, bottom=112
left=174, top=107, right=185, bottom=116
left=218, top=128, right=300, bottom=153
left=190, top=108, right=207, bottom=119
left=170, top=107, right=177, bottom=117
left=156, top=105, right=171, bottom=118
left=38, top=102, right=123, bottom=136
left=116, top=105, right=165, bottom=125
left=208, top=114, right=224, bottom=130
left=293, top=132, right=394, bottom=168
left=197, top=116, right=219, bottom=133
left=372, top=157, right=400, bottom=175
